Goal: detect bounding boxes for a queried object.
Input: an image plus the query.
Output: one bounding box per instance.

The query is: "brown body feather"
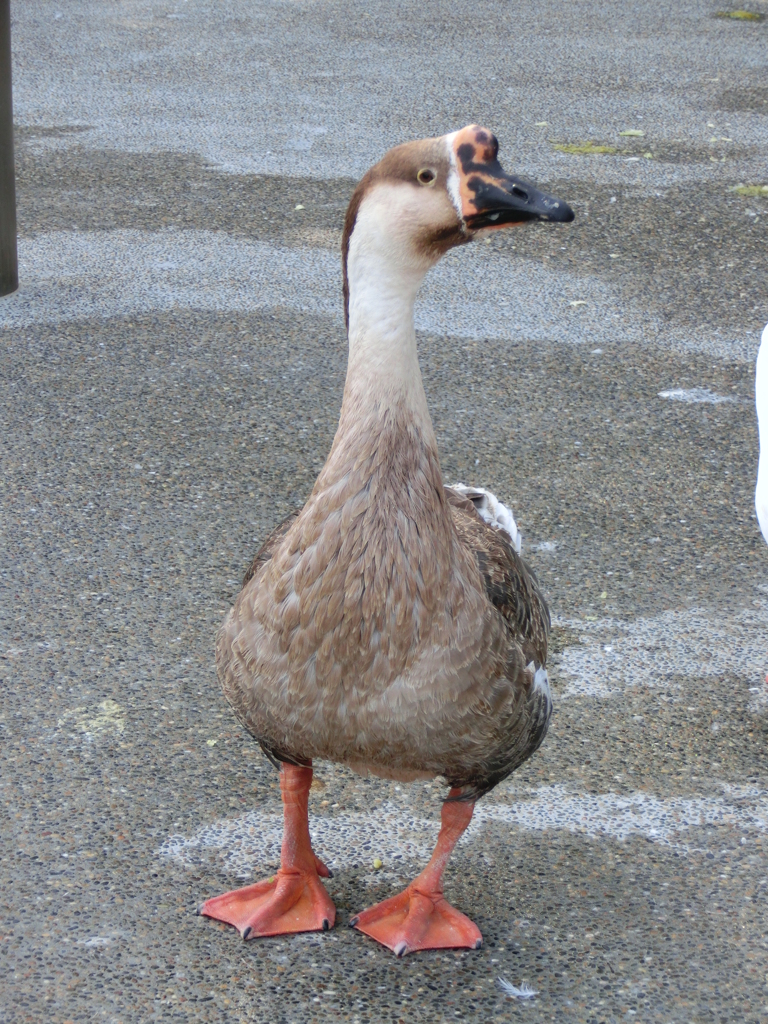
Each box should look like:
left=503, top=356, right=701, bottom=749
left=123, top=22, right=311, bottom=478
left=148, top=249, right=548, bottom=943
left=217, top=401, right=551, bottom=800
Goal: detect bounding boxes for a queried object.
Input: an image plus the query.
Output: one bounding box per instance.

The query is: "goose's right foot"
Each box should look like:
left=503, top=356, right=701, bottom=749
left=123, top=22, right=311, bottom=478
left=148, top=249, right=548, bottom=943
left=199, top=762, right=335, bottom=940
left=200, top=867, right=335, bottom=939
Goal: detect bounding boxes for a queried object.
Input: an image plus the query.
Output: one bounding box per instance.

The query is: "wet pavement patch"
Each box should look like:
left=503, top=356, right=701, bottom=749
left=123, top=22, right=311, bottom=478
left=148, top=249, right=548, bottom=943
left=2, top=299, right=767, bottom=1021
left=15, top=143, right=355, bottom=248
left=717, top=85, right=768, bottom=113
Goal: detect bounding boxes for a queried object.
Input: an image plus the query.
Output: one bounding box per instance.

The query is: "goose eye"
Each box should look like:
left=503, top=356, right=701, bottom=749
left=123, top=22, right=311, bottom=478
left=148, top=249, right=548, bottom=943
left=417, top=168, right=436, bottom=186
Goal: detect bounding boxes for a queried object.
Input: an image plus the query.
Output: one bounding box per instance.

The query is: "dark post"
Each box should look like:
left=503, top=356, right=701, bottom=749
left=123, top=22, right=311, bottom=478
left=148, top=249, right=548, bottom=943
left=0, top=0, right=17, bottom=296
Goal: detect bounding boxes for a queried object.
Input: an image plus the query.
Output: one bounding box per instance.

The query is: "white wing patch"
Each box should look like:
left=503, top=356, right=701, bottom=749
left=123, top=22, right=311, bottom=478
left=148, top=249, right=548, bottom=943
left=450, top=483, right=522, bottom=553
left=527, top=661, right=553, bottom=713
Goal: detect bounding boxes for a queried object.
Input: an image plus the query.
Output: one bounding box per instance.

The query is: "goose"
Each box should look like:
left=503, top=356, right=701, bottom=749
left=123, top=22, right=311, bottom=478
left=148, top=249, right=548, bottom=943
left=755, top=322, right=768, bottom=544
left=200, top=125, right=574, bottom=955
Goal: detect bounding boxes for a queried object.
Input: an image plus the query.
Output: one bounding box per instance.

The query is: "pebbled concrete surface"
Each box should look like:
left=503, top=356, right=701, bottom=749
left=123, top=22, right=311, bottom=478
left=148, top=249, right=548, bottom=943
left=2, top=1, right=768, bottom=1023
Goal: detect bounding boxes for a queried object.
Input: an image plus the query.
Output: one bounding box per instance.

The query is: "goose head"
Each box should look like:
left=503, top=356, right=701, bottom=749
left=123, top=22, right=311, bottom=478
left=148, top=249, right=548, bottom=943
left=342, top=124, right=575, bottom=328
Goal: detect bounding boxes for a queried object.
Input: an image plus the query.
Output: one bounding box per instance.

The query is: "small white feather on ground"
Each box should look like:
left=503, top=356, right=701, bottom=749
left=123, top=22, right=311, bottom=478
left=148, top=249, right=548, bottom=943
left=658, top=387, right=739, bottom=405
left=497, top=979, right=538, bottom=999
left=450, top=483, right=521, bottom=553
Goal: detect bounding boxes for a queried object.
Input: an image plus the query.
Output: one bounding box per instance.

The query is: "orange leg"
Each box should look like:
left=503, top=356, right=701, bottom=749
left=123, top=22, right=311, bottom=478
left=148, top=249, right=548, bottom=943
left=199, top=763, right=336, bottom=940
left=351, top=789, right=482, bottom=956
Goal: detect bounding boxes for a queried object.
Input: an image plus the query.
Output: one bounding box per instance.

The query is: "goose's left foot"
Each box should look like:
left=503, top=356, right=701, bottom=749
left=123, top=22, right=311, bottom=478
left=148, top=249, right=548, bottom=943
left=351, top=788, right=481, bottom=956
left=351, top=883, right=481, bottom=955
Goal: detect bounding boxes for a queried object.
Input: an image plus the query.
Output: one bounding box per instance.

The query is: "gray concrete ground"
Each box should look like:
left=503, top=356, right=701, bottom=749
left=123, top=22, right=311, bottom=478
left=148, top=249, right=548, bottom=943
left=2, top=1, right=768, bottom=1022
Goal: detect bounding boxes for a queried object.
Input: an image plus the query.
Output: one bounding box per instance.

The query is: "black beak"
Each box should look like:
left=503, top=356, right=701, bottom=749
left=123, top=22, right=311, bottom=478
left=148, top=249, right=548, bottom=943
left=463, top=173, right=575, bottom=230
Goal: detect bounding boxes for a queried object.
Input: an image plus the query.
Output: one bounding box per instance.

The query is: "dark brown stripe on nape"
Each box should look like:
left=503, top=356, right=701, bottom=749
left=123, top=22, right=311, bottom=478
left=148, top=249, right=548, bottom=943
left=340, top=173, right=372, bottom=331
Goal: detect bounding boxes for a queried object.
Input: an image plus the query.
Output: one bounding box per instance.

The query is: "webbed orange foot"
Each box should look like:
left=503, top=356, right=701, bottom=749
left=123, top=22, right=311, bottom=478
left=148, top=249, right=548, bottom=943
left=351, top=885, right=482, bottom=956
left=350, top=786, right=481, bottom=956
left=200, top=866, right=336, bottom=939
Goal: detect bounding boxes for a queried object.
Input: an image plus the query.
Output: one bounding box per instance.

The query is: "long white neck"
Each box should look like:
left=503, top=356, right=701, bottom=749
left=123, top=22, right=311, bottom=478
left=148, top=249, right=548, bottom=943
left=313, top=185, right=448, bottom=499
left=342, top=185, right=436, bottom=422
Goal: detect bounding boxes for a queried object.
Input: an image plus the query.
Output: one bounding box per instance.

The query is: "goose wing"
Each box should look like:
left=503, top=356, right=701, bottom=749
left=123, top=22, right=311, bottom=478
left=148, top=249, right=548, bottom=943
left=236, top=508, right=309, bottom=768
left=444, top=485, right=549, bottom=667
left=443, top=485, right=551, bottom=798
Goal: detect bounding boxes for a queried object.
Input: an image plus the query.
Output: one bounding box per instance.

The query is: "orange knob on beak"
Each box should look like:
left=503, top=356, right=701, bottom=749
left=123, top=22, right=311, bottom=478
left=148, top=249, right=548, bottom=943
left=451, top=125, right=575, bottom=230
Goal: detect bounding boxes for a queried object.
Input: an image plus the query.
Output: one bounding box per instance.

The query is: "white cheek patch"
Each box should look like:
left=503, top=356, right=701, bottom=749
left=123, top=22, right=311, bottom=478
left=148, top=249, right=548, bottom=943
left=444, top=132, right=465, bottom=228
